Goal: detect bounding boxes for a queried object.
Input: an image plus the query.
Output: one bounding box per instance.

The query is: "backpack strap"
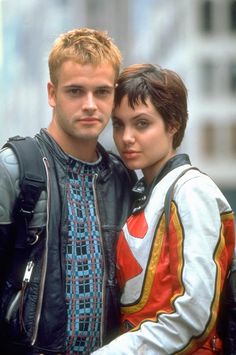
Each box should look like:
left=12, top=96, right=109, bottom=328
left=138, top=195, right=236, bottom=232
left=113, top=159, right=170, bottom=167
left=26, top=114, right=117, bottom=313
left=2, top=135, right=47, bottom=246
left=164, top=166, right=200, bottom=236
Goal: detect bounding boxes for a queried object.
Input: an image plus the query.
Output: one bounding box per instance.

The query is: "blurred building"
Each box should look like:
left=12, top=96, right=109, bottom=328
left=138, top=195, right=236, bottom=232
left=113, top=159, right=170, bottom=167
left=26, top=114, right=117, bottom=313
left=0, top=0, right=132, bottom=146
left=141, top=0, right=236, bottom=209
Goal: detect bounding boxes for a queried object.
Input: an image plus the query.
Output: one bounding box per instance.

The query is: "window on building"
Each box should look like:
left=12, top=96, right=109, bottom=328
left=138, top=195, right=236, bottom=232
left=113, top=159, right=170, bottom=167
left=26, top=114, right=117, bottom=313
left=229, top=121, right=236, bottom=156
left=201, top=0, right=213, bottom=32
left=201, top=60, right=215, bottom=94
left=229, top=61, right=236, bottom=93
left=201, top=121, right=216, bottom=157
left=229, top=0, right=236, bottom=31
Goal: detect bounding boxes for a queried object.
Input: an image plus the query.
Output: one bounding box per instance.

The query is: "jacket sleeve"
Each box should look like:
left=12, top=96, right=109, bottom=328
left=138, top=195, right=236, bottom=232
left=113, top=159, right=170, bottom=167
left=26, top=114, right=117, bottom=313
left=0, top=148, right=19, bottom=289
left=92, top=173, right=235, bottom=355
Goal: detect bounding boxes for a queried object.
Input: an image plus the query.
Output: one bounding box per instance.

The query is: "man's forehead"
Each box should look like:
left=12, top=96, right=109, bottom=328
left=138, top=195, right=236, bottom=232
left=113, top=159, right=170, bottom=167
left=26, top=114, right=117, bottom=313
left=57, top=60, right=116, bottom=85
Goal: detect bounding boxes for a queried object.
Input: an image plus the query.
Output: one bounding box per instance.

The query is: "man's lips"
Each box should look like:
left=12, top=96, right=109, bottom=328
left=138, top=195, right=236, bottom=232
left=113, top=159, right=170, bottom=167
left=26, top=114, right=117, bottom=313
left=77, top=117, right=101, bottom=124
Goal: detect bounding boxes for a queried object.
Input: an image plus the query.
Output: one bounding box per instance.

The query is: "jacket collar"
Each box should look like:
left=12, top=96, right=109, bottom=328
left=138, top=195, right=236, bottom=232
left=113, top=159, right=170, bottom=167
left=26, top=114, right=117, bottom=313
left=37, top=129, right=112, bottom=177
left=132, top=154, right=191, bottom=213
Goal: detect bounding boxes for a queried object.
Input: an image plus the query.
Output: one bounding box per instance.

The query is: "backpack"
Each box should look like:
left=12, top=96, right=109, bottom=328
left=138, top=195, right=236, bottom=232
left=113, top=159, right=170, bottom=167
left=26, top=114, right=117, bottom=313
left=1, top=135, right=47, bottom=287
left=2, top=135, right=47, bottom=239
left=164, top=166, right=236, bottom=354
left=0, top=136, right=47, bottom=344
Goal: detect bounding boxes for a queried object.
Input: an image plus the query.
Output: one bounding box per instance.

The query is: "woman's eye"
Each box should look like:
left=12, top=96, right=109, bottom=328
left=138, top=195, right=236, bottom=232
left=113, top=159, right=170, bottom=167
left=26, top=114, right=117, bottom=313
left=112, top=120, right=123, bottom=129
left=137, top=120, right=149, bottom=128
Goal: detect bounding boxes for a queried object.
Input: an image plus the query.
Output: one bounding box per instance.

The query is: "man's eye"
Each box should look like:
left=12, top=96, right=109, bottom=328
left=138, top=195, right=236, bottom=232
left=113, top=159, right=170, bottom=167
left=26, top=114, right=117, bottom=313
left=96, top=89, right=112, bottom=96
left=66, top=87, right=83, bottom=96
left=69, top=88, right=81, bottom=95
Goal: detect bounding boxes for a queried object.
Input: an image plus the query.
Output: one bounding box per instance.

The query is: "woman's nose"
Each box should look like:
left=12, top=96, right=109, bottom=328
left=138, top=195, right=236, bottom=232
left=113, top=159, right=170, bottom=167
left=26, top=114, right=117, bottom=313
left=122, top=128, right=135, bottom=145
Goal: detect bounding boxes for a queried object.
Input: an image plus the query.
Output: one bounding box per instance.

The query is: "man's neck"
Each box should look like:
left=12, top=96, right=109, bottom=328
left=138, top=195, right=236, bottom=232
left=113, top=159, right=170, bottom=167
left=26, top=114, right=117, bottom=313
left=46, top=127, right=99, bottom=162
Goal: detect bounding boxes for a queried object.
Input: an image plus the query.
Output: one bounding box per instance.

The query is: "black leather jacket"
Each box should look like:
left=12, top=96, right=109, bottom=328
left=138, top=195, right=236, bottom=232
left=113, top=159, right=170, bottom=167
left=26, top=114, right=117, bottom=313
left=0, top=129, right=136, bottom=354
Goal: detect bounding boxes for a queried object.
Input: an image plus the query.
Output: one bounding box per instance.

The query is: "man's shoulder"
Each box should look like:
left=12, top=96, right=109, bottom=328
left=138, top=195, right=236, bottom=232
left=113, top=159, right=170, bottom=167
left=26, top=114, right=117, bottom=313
left=0, top=135, right=47, bottom=224
left=0, top=144, right=19, bottom=176
left=0, top=135, right=45, bottom=183
left=0, top=144, right=20, bottom=208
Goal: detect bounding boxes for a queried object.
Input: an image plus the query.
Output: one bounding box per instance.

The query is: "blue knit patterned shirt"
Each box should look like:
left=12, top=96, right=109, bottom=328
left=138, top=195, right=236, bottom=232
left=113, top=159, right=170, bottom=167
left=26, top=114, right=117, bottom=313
left=65, top=154, right=105, bottom=354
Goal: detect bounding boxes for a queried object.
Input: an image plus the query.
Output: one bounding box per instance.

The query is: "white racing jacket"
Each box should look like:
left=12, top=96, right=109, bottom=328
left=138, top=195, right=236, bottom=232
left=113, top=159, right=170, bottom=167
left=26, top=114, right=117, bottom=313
left=92, top=154, right=235, bottom=355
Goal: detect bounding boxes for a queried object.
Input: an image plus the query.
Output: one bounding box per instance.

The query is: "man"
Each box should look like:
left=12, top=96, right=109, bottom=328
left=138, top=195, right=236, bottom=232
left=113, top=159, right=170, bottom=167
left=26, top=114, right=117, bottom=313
left=0, top=28, right=136, bottom=354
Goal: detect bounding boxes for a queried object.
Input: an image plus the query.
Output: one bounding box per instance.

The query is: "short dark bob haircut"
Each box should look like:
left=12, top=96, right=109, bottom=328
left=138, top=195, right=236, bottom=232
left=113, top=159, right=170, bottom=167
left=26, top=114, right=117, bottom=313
left=114, top=64, right=188, bottom=149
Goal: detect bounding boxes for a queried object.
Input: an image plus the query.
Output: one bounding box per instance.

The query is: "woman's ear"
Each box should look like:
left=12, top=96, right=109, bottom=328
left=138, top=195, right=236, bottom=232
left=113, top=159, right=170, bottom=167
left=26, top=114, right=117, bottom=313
left=168, top=123, right=179, bottom=136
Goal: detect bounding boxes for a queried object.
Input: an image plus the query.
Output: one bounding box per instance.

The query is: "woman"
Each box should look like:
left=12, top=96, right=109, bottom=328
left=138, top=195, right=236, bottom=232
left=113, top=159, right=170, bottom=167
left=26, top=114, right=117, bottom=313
left=92, top=64, right=235, bottom=354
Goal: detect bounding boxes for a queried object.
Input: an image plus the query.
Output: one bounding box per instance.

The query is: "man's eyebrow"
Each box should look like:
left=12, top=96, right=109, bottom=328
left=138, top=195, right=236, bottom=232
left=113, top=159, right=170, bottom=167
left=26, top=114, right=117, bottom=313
left=63, top=84, right=114, bottom=89
left=63, top=84, right=83, bottom=89
left=96, top=85, right=114, bottom=89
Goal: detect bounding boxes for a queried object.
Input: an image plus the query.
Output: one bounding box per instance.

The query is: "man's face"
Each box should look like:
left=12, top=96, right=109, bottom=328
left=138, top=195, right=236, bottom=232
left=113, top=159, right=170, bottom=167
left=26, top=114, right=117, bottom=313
left=48, top=60, right=116, bottom=145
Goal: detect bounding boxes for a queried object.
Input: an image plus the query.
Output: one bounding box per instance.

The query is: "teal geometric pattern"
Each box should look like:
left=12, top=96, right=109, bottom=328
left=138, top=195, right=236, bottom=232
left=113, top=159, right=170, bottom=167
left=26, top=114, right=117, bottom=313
left=65, top=156, right=104, bottom=354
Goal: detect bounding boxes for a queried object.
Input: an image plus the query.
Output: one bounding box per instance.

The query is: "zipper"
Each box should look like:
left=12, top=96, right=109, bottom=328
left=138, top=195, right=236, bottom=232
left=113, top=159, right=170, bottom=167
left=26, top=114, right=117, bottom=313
left=19, top=261, right=35, bottom=332
left=5, top=261, right=35, bottom=329
left=92, top=174, right=106, bottom=346
left=30, top=157, right=50, bottom=345
left=5, top=260, right=33, bottom=326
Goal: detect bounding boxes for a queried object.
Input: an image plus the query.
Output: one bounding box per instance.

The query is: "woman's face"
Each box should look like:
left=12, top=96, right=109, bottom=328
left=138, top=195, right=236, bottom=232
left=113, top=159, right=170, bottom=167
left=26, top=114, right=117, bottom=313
left=112, top=95, right=176, bottom=185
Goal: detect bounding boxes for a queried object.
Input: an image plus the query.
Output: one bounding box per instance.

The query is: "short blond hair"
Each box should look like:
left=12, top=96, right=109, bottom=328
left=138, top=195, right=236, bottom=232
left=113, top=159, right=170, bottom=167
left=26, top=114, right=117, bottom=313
left=48, top=28, right=122, bottom=85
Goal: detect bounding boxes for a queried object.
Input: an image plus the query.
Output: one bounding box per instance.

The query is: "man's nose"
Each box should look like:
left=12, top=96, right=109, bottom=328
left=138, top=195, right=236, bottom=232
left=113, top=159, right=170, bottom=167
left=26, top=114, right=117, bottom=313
left=82, top=92, right=97, bottom=112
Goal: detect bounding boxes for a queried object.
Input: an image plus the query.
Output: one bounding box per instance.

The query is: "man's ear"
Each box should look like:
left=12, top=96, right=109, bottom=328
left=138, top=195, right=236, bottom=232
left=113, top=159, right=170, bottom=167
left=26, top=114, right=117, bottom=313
left=47, top=82, right=56, bottom=108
